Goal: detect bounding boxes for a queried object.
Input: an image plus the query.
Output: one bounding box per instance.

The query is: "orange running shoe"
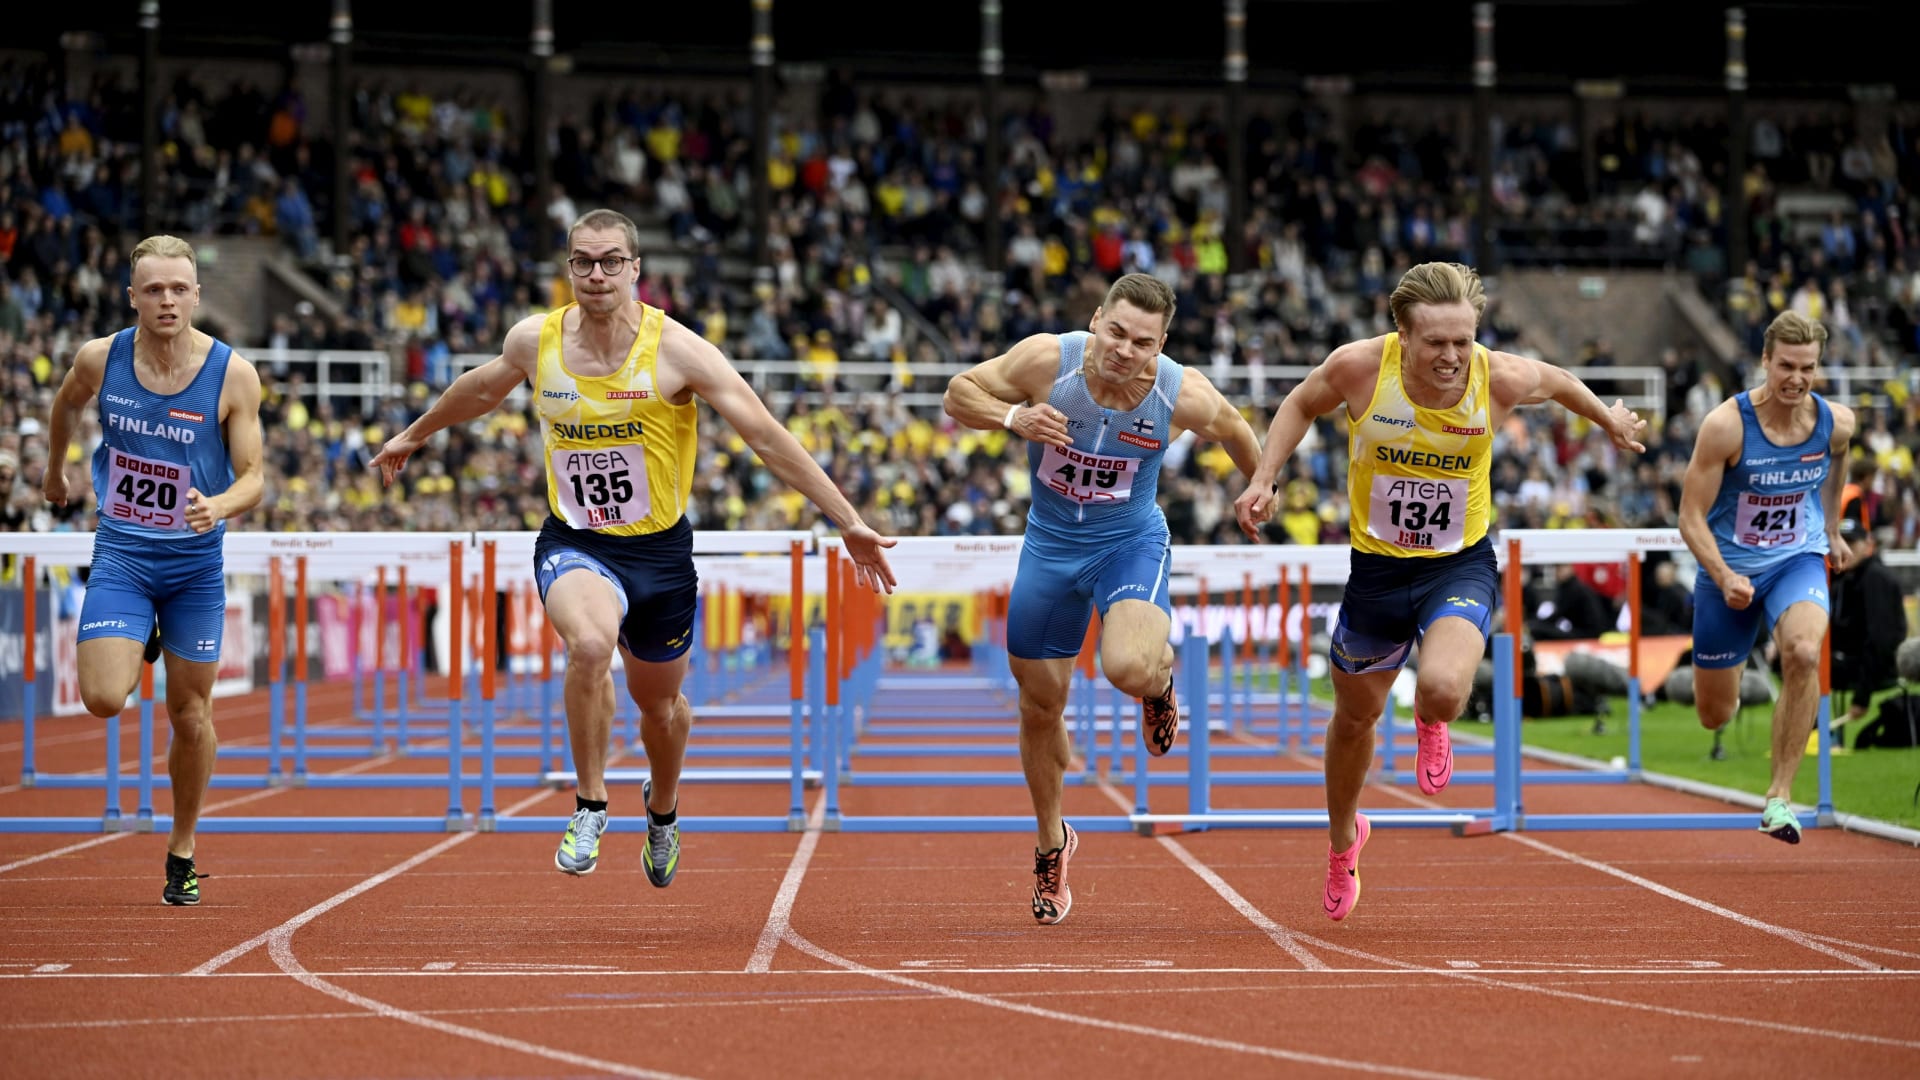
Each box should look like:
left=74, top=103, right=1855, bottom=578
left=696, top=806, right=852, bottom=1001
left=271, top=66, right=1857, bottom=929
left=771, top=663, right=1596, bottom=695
left=1031, top=822, right=1079, bottom=925
left=1141, top=675, right=1179, bottom=757
left=1416, top=715, right=1454, bottom=795
left=1323, top=813, right=1370, bottom=922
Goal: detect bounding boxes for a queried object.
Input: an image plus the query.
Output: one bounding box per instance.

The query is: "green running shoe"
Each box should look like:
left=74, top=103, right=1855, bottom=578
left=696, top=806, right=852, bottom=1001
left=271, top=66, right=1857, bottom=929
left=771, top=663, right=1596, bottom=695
left=1759, top=798, right=1801, bottom=845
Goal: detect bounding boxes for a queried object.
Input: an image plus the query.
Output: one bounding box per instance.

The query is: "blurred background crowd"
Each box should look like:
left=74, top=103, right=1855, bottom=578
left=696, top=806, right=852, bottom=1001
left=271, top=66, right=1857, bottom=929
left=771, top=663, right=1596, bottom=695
left=3, top=37, right=1918, bottom=643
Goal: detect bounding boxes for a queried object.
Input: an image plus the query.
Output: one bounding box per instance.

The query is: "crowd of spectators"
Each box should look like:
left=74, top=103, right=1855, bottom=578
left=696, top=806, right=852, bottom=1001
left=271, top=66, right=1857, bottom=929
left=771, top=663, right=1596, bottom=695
left=3, top=54, right=1918, bottom=631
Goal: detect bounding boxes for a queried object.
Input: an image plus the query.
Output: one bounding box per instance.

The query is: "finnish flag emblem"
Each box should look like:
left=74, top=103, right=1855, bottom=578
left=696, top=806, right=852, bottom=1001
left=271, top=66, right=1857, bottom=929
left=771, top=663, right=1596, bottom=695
left=1132, top=417, right=1154, bottom=434
left=196, top=639, right=217, bottom=651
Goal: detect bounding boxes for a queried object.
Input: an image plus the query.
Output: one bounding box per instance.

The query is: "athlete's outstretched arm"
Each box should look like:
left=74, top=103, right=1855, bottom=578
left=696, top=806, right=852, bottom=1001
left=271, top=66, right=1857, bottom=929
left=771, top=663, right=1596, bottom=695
left=1822, top=402, right=1858, bottom=572
left=191, top=356, right=264, bottom=533
left=370, top=318, right=537, bottom=487
left=941, top=333, right=1071, bottom=447
left=1231, top=345, right=1353, bottom=538
left=1495, top=351, right=1647, bottom=453
left=41, top=337, right=110, bottom=507
left=1678, top=404, right=1748, bottom=608
left=676, top=324, right=897, bottom=594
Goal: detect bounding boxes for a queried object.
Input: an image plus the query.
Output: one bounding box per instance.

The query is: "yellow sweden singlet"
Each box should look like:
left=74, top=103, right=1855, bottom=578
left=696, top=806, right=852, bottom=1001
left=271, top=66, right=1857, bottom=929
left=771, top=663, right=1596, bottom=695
left=1346, top=335, right=1493, bottom=557
left=535, top=302, right=697, bottom=536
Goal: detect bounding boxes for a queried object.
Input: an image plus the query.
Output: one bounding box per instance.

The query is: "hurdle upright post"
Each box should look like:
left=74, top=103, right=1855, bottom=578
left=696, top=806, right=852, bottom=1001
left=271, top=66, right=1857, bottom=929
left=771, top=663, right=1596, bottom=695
left=1295, top=562, right=1311, bottom=752
left=1627, top=551, right=1644, bottom=775
left=136, top=653, right=155, bottom=825
left=396, top=563, right=412, bottom=751
left=1817, top=620, right=1835, bottom=827
left=824, top=544, right=842, bottom=828
left=268, top=556, right=285, bottom=782
left=1239, top=571, right=1255, bottom=733
left=445, top=541, right=465, bottom=829
left=1276, top=564, right=1290, bottom=754
left=478, top=539, right=497, bottom=830
left=294, top=555, right=309, bottom=783
left=787, top=539, right=806, bottom=829
left=372, top=565, right=389, bottom=742
left=20, top=556, right=36, bottom=785
left=540, top=591, right=558, bottom=773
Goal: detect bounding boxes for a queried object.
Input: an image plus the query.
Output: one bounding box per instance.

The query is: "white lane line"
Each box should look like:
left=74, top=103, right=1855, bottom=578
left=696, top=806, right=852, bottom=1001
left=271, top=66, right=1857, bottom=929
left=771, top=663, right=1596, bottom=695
left=1094, top=775, right=1327, bottom=970
left=185, top=779, right=544, bottom=977
left=745, top=793, right=824, bottom=973
left=782, top=929, right=1483, bottom=1079
left=5, top=965, right=1916, bottom=980
left=1500, top=833, right=1885, bottom=971
left=0, top=751, right=404, bottom=877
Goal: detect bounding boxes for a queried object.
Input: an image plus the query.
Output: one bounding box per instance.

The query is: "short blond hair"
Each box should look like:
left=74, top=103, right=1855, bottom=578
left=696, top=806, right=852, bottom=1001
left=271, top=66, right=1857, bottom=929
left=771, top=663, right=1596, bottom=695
left=1761, top=310, right=1827, bottom=360
left=1101, top=272, right=1177, bottom=330
left=1389, top=262, right=1486, bottom=330
left=128, top=235, right=197, bottom=274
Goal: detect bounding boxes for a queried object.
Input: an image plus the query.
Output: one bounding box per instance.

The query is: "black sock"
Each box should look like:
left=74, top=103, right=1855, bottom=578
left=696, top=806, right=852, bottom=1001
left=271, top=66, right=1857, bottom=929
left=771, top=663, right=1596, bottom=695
left=576, top=796, right=608, bottom=814
left=648, top=800, right=676, bottom=827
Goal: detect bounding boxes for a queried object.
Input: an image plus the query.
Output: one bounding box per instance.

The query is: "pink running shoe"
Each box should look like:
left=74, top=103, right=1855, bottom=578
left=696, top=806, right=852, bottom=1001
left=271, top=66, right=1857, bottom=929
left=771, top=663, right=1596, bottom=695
left=1031, top=822, right=1079, bottom=925
left=1416, top=715, right=1454, bottom=795
left=1323, top=813, right=1371, bottom=922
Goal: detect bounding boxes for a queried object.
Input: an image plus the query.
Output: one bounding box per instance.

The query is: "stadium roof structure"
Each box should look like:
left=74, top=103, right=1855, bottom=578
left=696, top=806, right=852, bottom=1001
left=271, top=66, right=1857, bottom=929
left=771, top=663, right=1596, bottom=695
left=10, top=0, right=1913, bottom=97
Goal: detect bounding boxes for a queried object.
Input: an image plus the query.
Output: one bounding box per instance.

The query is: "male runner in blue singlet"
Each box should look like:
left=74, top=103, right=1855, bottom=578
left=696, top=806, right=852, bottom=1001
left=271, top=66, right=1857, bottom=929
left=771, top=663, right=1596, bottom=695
left=43, top=234, right=266, bottom=905
left=945, top=273, right=1262, bottom=924
left=1680, top=310, right=1856, bottom=844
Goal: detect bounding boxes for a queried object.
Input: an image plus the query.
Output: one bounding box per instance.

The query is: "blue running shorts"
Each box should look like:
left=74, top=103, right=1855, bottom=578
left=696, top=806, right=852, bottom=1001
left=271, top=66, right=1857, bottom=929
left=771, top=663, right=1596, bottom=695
left=1691, top=552, right=1829, bottom=669
left=1007, top=528, right=1172, bottom=661
left=76, top=529, right=227, bottom=662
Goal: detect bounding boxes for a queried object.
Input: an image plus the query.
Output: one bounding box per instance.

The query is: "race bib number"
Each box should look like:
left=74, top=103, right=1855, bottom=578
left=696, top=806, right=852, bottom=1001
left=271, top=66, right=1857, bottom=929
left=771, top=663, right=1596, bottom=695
left=105, top=449, right=190, bottom=532
left=1734, top=490, right=1806, bottom=549
left=1367, top=476, right=1466, bottom=552
left=1039, top=444, right=1138, bottom=505
left=552, top=444, right=650, bottom=530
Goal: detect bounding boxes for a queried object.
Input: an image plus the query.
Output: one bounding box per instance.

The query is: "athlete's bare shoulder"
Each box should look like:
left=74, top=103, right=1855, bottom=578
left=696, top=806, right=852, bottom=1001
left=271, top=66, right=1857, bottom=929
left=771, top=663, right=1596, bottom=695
left=499, top=312, right=546, bottom=377
left=1320, top=334, right=1388, bottom=402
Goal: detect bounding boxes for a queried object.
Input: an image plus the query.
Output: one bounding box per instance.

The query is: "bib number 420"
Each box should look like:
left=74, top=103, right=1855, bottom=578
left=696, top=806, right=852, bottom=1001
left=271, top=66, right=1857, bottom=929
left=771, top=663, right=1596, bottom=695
left=114, top=474, right=179, bottom=511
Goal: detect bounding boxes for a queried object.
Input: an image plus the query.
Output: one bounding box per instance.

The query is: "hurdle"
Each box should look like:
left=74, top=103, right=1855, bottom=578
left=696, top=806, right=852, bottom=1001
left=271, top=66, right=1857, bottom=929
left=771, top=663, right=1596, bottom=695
left=484, top=529, right=823, bottom=833
left=1468, top=528, right=1836, bottom=834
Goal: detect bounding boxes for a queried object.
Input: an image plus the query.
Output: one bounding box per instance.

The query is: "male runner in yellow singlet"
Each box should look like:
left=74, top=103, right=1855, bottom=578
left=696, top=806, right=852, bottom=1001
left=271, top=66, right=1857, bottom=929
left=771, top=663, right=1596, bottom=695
left=1232, top=262, right=1647, bottom=921
left=372, top=209, right=896, bottom=886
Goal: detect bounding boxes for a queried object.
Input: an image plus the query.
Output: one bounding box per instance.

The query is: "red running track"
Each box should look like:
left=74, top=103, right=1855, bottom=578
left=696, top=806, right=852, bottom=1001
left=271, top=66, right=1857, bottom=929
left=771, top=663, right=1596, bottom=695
left=2, top=679, right=1918, bottom=1079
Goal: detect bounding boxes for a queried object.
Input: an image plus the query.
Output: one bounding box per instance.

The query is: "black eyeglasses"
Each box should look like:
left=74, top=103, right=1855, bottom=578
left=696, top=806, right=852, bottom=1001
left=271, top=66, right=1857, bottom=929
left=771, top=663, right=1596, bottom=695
left=567, top=255, right=634, bottom=277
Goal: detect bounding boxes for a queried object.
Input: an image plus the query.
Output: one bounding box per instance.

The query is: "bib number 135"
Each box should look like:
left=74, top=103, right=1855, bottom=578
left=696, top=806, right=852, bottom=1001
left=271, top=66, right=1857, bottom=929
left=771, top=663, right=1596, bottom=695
left=567, top=470, right=633, bottom=507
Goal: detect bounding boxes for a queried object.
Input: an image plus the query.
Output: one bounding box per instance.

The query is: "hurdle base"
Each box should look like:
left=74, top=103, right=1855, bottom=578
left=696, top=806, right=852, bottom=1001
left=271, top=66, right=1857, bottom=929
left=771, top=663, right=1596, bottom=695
left=476, top=814, right=497, bottom=833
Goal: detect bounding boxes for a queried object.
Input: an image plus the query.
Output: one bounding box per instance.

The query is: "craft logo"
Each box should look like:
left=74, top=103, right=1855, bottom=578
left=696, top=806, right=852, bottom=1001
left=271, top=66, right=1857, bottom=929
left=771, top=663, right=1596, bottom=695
left=1371, top=413, right=1415, bottom=429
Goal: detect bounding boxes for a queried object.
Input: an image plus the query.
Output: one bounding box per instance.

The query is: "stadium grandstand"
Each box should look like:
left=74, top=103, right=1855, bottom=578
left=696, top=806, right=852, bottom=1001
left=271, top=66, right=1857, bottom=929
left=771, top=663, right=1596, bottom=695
left=2, top=4, right=1916, bottom=571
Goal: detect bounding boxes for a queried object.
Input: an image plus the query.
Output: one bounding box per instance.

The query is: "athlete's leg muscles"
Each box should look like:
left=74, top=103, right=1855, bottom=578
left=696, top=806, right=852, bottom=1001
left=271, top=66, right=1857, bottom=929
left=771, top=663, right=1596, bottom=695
left=1097, top=598, right=1173, bottom=700
left=1010, top=655, right=1078, bottom=853
left=1411, top=615, right=1485, bottom=725
left=620, top=649, right=693, bottom=817
left=543, top=570, right=626, bottom=802
left=1325, top=666, right=1397, bottom=852
left=76, top=637, right=146, bottom=719
left=1767, top=600, right=1829, bottom=801
left=160, top=653, right=219, bottom=858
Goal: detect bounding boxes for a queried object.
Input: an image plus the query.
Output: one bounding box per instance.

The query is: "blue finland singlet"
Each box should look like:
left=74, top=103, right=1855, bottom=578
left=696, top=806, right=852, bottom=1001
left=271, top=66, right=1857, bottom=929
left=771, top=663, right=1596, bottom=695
left=1706, top=390, right=1833, bottom=577
left=1023, top=331, right=1184, bottom=543
left=90, top=327, right=235, bottom=542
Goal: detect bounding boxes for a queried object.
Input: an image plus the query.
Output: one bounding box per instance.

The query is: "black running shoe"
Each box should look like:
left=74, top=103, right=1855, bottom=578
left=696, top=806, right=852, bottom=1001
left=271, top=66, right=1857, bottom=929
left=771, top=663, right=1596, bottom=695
left=163, top=853, right=200, bottom=906
left=143, top=623, right=162, bottom=665
left=1141, top=675, right=1179, bottom=757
